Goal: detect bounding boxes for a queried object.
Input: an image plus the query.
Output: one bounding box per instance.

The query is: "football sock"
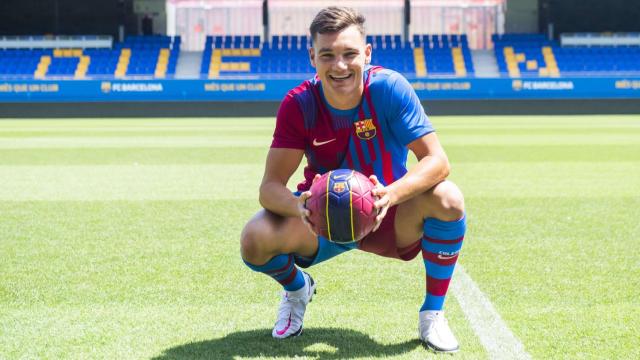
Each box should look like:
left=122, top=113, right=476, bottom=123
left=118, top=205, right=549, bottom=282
left=420, top=215, right=466, bottom=311
left=244, top=254, right=305, bottom=292
left=294, top=236, right=356, bottom=268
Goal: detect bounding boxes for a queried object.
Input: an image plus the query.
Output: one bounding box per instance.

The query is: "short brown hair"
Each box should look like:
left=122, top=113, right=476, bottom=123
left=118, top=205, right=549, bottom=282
left=309, top=6, right=366, bottom=41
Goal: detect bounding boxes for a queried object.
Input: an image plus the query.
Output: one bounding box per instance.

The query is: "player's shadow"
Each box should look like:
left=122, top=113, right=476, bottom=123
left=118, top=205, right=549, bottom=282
left=153, top=327, right=422, bottom=359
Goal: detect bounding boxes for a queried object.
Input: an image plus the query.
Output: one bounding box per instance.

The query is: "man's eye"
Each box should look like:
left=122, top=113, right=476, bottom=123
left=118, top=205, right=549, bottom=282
left=321, top=54, right=333, bottom=59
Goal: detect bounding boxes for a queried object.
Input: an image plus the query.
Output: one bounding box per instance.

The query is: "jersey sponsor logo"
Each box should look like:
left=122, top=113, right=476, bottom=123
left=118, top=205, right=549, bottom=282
left=354, top=119, right=377, bottom=140
left=333, top=181, right=347, bottom=193
left=312, top=138, right=336, bottom=146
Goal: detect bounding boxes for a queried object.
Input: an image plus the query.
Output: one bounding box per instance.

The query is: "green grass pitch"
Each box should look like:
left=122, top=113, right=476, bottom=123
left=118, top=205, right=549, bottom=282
left=0, top=115, right=638, bottom=359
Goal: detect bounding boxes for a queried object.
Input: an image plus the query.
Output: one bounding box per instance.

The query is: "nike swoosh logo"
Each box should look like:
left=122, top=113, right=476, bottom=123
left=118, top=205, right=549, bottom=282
left=313, top=138, right=336, bottom=146
left=437, top=254, right=457, bottom=260
left=276, top=314, right=292, bottom=336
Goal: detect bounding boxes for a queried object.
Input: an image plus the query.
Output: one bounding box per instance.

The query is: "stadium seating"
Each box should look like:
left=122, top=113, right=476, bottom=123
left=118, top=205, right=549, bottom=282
left=200, top=34, right=474, bottom=79
left=553, top=45, right=640, bottom=76
left=201, top=35, right=313, bottom=78
left=409, top=34, right=473, bottom=77
left=0, top=49, right=48, bottom=78
left=493, top=33, right=560, bottom=78
left=1, top=33, right=472, bottom=80
left=493, top=33, right=640, bottom=77
left=4, top=33, right=640, bottom=80
left=0, top=35, right=180, bottom=79
left=110, top=35, right=181, bottom=78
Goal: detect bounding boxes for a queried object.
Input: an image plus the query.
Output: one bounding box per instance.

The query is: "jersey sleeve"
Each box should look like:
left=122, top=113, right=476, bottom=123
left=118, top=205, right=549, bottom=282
left=384, top=72, right=434, bottom=145
left=271, top=92, right=307, bottom=149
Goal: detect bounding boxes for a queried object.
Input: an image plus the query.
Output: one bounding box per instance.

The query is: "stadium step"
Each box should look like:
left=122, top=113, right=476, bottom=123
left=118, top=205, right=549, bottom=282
left=470, top=50, right=500, bottom=78
left=175, top=51, right=202, bottom=79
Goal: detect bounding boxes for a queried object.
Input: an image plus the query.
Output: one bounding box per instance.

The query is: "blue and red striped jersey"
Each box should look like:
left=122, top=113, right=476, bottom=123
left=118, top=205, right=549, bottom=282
left=272, top=66, right=434, bottom=191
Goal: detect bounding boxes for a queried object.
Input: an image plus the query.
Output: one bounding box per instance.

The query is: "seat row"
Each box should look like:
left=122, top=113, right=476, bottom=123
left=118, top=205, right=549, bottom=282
left=0, top=36, right=181, bottom=78
left=494, top=33, right=640, bottom=77
left=201, top=34, right=474, bottom=78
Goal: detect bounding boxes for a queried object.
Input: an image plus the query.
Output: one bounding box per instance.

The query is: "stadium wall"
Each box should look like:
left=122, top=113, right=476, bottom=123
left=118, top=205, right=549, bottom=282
left=2, top=77, right=640, bottom=117
left=3, top=77, right=640, bottom=102
left=505, top=0, right=539, bottom=33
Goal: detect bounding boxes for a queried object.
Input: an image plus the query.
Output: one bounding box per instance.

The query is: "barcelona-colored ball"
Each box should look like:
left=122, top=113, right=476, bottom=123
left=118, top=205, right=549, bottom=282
left=305, top=169, right=377, bottom=243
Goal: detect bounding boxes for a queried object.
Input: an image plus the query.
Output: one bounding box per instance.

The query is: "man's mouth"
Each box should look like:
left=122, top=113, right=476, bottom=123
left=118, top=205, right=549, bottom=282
left=329, top=73, right=353, bottom=81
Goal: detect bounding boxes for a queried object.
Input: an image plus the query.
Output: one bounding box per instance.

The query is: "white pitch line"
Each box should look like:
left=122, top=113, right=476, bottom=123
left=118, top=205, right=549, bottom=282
left=451, top=265, right=532, bottom=360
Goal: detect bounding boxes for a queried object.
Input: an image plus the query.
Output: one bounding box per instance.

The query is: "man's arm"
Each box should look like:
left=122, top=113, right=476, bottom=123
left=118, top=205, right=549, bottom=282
left=259, top=147, right=305, bottom=217
left=371, top=132, right=449, bottom=224
left=386, top=132, right=449, bottom=206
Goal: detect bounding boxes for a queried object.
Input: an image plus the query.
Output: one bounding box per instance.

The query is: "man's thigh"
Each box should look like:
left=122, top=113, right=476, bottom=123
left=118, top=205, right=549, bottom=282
left=355, top=205, right=420, bottom=261
left=394, top=195, right=428, bottom=249
left=394, top=180, right=465, bottom=249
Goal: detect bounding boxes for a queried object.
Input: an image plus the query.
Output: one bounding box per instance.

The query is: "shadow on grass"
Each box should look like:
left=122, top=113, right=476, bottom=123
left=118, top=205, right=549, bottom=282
left=153, top=327, right=422, bottom=359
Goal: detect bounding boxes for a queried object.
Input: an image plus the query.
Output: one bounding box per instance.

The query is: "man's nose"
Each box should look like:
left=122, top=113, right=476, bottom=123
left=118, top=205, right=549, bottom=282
left=335, top=58, right=348, bottom=70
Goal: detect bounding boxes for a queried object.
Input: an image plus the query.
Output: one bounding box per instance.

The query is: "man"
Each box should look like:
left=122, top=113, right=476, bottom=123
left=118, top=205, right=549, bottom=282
left=240, top=6, right=466, bottom=353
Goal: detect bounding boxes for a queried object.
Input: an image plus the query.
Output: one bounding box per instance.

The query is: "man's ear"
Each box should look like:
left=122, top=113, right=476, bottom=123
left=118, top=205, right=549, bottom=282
left=309, top=47, right=316, bottom=68
left=364, top=43, right=372, bottom=64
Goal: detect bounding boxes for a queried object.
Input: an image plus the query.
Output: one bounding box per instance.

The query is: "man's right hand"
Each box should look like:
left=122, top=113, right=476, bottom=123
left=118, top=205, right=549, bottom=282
left=298, top=174, right=322, bottom=236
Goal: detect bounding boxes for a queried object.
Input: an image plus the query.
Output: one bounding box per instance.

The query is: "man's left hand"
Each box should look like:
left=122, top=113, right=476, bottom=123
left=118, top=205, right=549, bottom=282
left=369, top=175, right=391, bottom=232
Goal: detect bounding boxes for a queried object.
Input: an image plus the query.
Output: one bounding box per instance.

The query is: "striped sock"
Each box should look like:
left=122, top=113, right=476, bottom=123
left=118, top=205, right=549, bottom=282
left=293, top=236, right=356, bottom=268
left=244, top=254, right=305, bottom=291
left=420, top=215, right=466, bottom=311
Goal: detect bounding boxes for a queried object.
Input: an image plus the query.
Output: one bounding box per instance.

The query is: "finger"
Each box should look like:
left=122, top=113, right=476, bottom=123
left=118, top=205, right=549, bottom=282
left=299, top=190, right=312, bottom=200
left=374, top=196, right=389, bottom=209
left=300, top=192, right=312, bottom=207
left=302, top=215, right=313, bottom=227
left=372, top=216, right=383, bottom=232
left=311, top=174, right=322, bottom=184
left=371, top=187, right=386, bottom=198
left=372, top=204, right=389, bottom=232
left=377, top=205, right=389, bottom=221
left=301, top=217, right=317, bottom=236
left=369, top=175, right=384, bottom=189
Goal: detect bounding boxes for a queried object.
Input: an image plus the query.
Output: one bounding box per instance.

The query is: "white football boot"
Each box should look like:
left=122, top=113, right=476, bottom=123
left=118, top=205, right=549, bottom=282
left=272, top=271, right=316, bottom=339
left=419, top=310, right=460, bottom=353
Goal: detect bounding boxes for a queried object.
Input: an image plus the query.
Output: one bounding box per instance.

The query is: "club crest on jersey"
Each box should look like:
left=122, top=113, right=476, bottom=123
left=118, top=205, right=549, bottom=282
left=354, top=119, right=377, bottom=140
left=333, top=181, right=347, bottom=193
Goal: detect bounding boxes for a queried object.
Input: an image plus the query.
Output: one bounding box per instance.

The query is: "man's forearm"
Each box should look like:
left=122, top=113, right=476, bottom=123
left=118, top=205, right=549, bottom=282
left=386, top=155, right=449, bottom=206
left=259, top=181, right=301, bottom=217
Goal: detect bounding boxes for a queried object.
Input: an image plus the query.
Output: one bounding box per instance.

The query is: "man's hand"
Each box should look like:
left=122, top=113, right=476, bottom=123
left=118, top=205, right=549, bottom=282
left=298, top=174, right=322, bottom=236
left=369, top=175, right=391, bottom=232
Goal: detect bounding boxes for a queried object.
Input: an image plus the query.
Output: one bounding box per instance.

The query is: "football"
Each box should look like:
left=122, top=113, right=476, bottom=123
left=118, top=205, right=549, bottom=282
left=305, top=169, right=377, bottom=243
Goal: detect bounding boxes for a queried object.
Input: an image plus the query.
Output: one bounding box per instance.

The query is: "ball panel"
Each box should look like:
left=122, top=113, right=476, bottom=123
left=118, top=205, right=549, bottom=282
left=306, top=169, right=377, bottom=243
left=327, top=188, right=353, bottom=242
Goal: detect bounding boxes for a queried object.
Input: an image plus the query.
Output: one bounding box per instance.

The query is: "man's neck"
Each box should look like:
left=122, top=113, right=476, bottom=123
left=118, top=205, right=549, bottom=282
left=322, top=84, right=364, bottom=110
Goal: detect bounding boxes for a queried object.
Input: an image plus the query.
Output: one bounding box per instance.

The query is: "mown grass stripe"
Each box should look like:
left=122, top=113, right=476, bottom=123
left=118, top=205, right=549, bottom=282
left=0, top=137, right=272, bottom=148
left=1, top=144, right=639, bottom=165
left=0, top=147, right=268, bottom=165
left=0, top=162, right=637, bottom=200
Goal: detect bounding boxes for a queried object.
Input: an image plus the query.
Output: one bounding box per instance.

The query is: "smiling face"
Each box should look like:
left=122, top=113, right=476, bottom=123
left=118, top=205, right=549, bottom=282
left=310, top=25, right=372, bottom=110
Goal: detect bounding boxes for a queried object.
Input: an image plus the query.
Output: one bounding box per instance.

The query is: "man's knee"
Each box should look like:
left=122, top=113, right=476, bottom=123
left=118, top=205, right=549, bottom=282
left=240, top=214, right=276, bottom=263
left=429, top=181, right=465, bottom=221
